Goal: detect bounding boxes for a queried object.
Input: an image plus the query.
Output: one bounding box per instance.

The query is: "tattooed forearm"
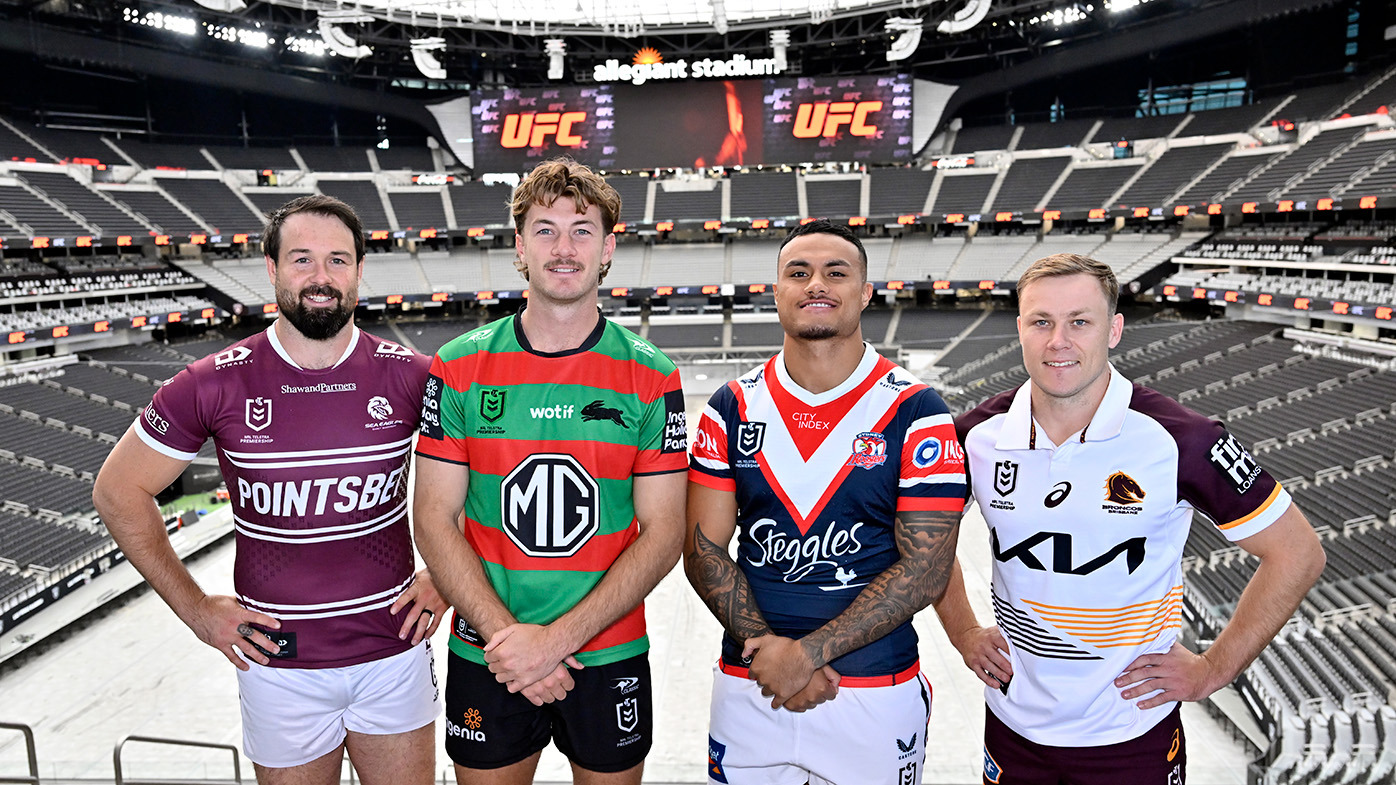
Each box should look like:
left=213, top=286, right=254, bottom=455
left=799, top=509, right=960, bottom=669
left=685, top=522, right=772, bottom=642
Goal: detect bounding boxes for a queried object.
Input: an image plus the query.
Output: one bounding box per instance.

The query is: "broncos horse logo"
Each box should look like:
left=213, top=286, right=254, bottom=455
left=582, top=400, right=628, bottom=428
left=1104, top=471, right=1145, bottom=505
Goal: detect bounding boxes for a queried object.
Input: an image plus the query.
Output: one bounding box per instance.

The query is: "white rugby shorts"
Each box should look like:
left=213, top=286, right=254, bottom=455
left=236, top=641, right=440, bottom=768
left=706, top=662, right=930, bottom=785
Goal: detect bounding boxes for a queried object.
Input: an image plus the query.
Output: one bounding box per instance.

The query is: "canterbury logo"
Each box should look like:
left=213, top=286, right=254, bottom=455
left=792, top=101, right=882, bottom=138
left=501, top=112, right=586, bottom=148
left=1104, top=472, right=1145, bottom=505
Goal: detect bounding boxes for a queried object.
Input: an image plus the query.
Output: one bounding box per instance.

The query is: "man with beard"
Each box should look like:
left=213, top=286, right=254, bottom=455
left=685, top=219, right=965, bottom=785
left=94, top=195, right=446, bottom=785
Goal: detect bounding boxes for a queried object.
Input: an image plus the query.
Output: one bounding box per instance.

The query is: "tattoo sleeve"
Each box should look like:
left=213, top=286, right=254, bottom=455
left=799, top=509, right=960, bottom=668
left=685, top=522, right=772, bottom=642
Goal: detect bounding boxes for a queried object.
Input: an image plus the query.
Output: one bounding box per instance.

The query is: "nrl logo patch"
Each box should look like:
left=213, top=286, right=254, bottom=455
left=736, top=422, right=766, bottom=457
left=245, top=397, right=272, bottom=432
left=480, top=389, right=506, bottom=423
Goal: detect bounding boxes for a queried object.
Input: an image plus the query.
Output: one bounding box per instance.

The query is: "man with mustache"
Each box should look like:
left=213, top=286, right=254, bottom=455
left=413, top=159, right=688, bottom=785
left=94, top=195, right=445, bottom=785
left=686, top=218, right=965, bottom=785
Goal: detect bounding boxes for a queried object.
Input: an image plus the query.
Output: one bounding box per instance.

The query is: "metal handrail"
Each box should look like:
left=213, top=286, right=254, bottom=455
left=114, top=734, right=242, bottom=785
left=0, top=721, right=39, bottom=785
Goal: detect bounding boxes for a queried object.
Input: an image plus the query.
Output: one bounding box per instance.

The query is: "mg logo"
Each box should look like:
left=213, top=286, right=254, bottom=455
left=501, top=454, right=599, bottom=557
left=501, top=111, right=587, bottom=148
left=792, top=101, right=883, bottom=138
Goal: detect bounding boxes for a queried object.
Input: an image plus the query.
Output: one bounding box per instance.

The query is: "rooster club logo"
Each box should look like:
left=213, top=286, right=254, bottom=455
left=847, top=432, right=887, bottom=470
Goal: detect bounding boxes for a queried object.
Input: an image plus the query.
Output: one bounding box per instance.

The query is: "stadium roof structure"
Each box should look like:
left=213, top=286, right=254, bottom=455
left=201, top=0, right=1000, bottom=36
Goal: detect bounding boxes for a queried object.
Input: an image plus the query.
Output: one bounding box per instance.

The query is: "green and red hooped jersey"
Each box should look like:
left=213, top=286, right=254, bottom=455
left=415, top=312, right=687, bottom=666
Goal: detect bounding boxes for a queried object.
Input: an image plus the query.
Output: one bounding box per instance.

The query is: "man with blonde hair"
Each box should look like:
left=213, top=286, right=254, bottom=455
left=413, top=158, right=688, bottom=785
left=938, top=252, right=1325, bottom=784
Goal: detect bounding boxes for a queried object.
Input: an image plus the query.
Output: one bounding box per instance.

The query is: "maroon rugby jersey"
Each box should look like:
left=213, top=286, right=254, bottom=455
left=135, top=326, right=430, bottom=668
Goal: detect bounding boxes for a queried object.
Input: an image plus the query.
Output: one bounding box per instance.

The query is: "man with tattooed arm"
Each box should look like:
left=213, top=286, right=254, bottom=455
left=685, top=218, right=966, bottom=785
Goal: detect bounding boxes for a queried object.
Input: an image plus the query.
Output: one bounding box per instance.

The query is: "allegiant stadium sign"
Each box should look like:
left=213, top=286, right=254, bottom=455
left=593, top=54, right=786, bottom=85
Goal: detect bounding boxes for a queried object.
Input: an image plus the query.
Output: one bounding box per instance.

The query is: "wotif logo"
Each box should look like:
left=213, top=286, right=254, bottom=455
left=501, top=112, right=586, bottom=148
left=531, top=404, right=575, bottom=420
left=792, top=101, right=883, bottom=138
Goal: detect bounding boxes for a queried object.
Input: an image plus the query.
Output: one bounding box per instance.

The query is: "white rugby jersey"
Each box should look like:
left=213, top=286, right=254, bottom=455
left=956, top=366, right=1291, bottom=746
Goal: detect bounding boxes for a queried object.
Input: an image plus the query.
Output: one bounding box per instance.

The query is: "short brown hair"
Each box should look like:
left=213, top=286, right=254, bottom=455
left=1017, top=253, right=1119, bottom=314
left=511, top=158, right=621, bottom=282
left=262, top=194, right=365, bottom=264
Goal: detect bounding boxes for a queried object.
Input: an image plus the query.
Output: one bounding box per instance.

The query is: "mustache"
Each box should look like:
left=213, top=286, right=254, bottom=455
left=300, top=285, right=344, bottom=300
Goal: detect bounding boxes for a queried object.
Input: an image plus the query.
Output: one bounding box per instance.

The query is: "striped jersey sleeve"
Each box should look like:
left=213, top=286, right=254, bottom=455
left=896, top=387, right=967, bottom=513
left=688, top=381, right=738, bottom=492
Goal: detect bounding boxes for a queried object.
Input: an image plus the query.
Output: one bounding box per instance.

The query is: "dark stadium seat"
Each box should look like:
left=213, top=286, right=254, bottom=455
left=867, top=168, right=933, bottom=216
left=804, top=177, right=860, bottom=218
left=387, top=190, right=449, bottom=230
left=729, top=172, right=796, bottom=219
left=991, top=157, right=1070, bottom=212
left=652, top=184, right=721, bottom=221
left=933, top=172, right=995, bottom=213
left=316, top=180, right=392, bottom=230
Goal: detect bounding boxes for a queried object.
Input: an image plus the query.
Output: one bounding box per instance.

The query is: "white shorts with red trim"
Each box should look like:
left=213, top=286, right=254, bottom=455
left=236, top=641, right=440, bottom=768
left=706, top=662, right=930, bottom=785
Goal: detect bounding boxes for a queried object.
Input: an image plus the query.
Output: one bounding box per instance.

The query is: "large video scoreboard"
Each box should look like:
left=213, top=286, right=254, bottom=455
left=472, top=74, right=912, bottom=172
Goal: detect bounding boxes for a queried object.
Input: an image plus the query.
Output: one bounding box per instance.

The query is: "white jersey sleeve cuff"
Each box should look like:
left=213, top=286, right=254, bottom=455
left=135, top=417, right=201, bottom=462
left=1220, top=486, right=1293, bottom=542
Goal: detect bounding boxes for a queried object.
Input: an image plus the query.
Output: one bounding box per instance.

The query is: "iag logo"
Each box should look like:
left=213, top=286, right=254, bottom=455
left=792, top=101, right=883, bottom=138
left=501, top=111, right=587, bottom=148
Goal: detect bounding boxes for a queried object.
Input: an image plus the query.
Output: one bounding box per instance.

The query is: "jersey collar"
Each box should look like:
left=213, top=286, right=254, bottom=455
left=772, top=341, right=879, bottom=406
left=266, top=323, right=361, bottom=371
left=998, top=364, right=1131, bottom=451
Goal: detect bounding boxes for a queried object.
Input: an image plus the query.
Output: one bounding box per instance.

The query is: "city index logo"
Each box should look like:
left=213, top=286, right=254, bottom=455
left=501, top=111, right=587, bottom=148
left=792, top=101, right=883, bottom=139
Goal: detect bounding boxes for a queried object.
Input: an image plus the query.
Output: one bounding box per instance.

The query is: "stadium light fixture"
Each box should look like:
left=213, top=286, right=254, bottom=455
left=770, top=29, right=790, bottom=70
left=938, top=0, right=992, bottom=34
left=712, top=0, right=729, bottom=34
left=206, top=22, right=271, bottom=48
left=190, top=0, right=246, bottom=11
left=411, top=37, right=447, bottom=80
left=318, top=11, right=373, bottom=59
left=885, top=17, right=922, bottom=61
left=123, top=7, right=197, bottom=36
left=544, top=38, right=566, bottom=80
left=285, top=35, right=327, bottom=56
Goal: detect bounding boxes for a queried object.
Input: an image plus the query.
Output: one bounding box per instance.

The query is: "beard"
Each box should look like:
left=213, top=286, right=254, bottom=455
left=277, top=284, right=355, bottom=341
left=794, top=323, right=839, bottom=341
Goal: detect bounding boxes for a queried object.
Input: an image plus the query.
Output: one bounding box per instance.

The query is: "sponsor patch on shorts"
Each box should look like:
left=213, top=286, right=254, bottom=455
left=708, top=736, right=729, bottom=784
left=984, top=746, right=1003, bottom=784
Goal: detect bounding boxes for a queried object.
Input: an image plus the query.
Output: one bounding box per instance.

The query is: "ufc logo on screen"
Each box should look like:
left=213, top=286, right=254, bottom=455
left=792, top=101, right=883, bottom=138
left=501, top=111, right=587, bottom=148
